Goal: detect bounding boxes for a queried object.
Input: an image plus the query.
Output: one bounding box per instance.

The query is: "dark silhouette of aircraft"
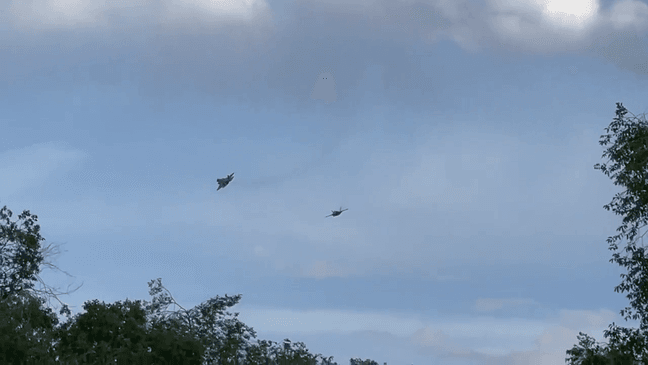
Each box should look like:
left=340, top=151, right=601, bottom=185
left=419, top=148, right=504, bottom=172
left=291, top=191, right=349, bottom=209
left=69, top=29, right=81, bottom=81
left=217, top=173, right=234, bottom=191
left=325, top=207, right=348, bottom=218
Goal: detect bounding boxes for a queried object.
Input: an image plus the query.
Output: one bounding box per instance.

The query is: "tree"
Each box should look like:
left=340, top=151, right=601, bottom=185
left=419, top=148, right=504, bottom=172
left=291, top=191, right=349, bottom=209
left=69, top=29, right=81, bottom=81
left=0, top=205, right=46, bottom=299
left=239, top=339, right=276, bottom=364
left=0, top=204, right=80, bottom=364
left=266, top=339, right=321, bottom=365
left=54, top=298, right=205, bottom=364
left=142, top=278, right=338, bottom=365
left=566, top=102, right=648, bottom=364
left=349, top=358, right=379, bottom=365
left=0, top=290, right=59, bottom=364
left=143, top=278, right=256, bottom=364
left=565, top=332, right=636, bottom=364
left=0, top=204, right=81, bottom=319
left=33, top=239, right=83, bottom=319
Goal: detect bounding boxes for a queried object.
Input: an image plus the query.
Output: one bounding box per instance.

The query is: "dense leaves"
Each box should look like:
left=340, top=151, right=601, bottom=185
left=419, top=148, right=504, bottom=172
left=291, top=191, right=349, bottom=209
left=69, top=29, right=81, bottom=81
left=144, top=278, right=253, bottom=364
left=55, top=298, right=205, bottom=364
left=0, top=291, right=58, bottom=364
left=0, top=205, right=46, bottom=300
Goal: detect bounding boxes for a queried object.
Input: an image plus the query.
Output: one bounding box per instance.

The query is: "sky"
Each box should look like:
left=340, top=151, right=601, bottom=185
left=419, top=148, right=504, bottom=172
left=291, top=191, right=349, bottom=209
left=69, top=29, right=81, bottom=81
left=2, top=0, right=648, bottom=363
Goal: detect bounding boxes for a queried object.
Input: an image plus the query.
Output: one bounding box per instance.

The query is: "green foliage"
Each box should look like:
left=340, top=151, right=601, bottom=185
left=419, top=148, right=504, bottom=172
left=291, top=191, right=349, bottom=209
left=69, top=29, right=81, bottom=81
left=146, top=317, right=207, bottom=365
left=54, top=298, right=205, bottom=364
left=142, top=278, right=337, bottom=365
left=144, top=277, right=254, bottom=364
left=565, top=331, right=640, bottom=365
left=240, top=339, right=276, bottom=364
left=0, top=205, right=46, bottom=299
left=602, top=323, right=648, bottom=364
left=0, top=205, right=61, bottom=364
left=567, top=103, right=648, bottom=364
left=265, top=339, right=321, bottom=365
left=349, top=358, right=379, bottom=365
left=0, top=290, right=59, bottom=364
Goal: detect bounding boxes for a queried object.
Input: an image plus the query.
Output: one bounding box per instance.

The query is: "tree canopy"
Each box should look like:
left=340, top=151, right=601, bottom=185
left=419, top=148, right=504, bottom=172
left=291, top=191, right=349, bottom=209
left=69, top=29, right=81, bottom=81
left=0, top=290, right=59, bottom=364
left=55, top=298, right=205, bottom=364
left=566, top=102, right=648, bottom=363
left=0, top=205, right=46, bottom=299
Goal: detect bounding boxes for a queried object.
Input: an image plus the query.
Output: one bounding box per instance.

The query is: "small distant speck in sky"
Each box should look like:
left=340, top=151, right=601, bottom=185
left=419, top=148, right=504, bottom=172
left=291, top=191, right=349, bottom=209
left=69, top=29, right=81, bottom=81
left=311, top=72, right=336, bottom=103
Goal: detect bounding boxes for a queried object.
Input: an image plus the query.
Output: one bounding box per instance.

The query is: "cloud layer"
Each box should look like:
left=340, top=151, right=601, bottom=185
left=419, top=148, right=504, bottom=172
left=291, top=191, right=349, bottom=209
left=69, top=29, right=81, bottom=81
left=235, top=301, right=627, bottom=363
left=3, top=0, right=648, bottom=114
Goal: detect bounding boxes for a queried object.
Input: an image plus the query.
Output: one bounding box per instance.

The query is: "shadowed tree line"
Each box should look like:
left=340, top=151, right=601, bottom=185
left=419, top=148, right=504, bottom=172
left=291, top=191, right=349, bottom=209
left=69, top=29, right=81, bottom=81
left=566, top=103, right=648, bottom=364
left=0, top=204, right=382, bottom=365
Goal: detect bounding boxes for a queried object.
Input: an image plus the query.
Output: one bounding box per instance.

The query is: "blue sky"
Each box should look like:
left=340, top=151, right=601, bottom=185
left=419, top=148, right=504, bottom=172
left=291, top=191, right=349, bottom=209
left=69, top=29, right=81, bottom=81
left=2, top=0, right=648, bottom=363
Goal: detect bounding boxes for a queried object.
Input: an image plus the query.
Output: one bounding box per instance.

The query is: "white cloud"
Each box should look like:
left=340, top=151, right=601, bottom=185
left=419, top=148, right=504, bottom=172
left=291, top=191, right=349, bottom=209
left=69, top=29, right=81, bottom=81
left=416, top=0, right=648, bottom=58
left=3, top=0, right=648, bottom=66
left=6, top=0, right=272, bottom=29
left=481, top=0, right=600, bottom=53
left=163, top=0, right=271, bottom=23
left=12, top=0, right=101, bottom=26
left=540, top=0, right=599, bottom=29
left=0, top=141, right=88, bottom=198
left=237, top=305, right=624, bottom=361
left=607, top=0, right=648, bottom=30
left=486, top=309, right=623, bottom=365
left=557, top=308, right=617, bottom=331
left=398, top=308, right=628, bottom=364
left=237, top=307, right=428, bottom=337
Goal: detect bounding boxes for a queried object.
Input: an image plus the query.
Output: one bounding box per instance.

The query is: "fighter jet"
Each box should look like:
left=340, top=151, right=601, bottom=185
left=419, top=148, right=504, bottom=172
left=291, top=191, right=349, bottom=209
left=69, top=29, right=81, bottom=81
left=325, top=207, right=348, bottom=218
left=217, top=173, right=234, bottom=191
